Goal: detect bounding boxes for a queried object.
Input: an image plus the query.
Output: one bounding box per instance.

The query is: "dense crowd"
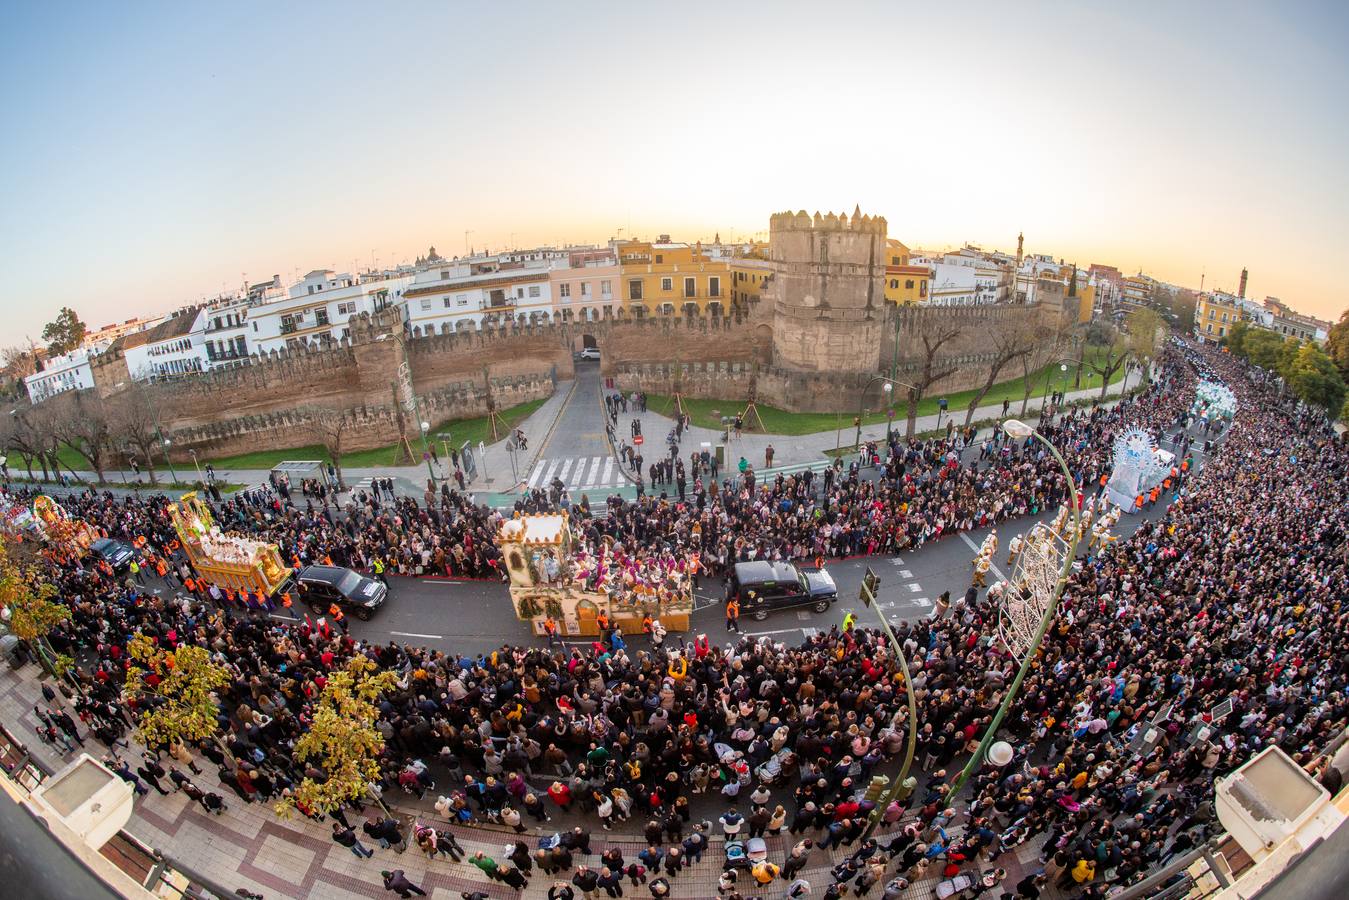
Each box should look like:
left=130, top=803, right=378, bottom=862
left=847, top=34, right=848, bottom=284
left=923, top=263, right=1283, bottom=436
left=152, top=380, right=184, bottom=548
left=4, top=343, right=1348, bottom=900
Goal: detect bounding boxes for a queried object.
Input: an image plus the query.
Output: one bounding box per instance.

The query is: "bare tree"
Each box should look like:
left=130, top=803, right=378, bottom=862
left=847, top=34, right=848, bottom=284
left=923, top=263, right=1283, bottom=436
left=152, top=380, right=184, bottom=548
left=964, top=321, right=1035, bottom=427
left=108, top=383, right=163, bottom=484
left=49, top=391, right=115, bottom=484
left=299, top=406, right=352, bottom=489
left=902, top=319, right=964, bottom=439
left=1125, top=307, right=1167, bottom=386
left=1089, top=322, right=1134, bottom=400
left=0, top=405, right=45, bottom=480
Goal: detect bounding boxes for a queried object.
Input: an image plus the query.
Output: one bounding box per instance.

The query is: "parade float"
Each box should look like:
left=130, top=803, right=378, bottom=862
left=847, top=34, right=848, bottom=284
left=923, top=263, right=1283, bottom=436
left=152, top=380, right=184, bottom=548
left=497, top=512, right=693, bottom=636
left=31, top=495, right=97, bottom=563
left=1103, top=427, right=1175, bottom=513
left=168, top=493, right=291, bottom=595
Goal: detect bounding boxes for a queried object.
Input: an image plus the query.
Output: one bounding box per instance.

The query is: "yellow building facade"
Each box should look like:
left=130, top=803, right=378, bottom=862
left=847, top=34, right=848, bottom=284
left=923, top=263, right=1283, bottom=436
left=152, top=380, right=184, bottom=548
left=617, top=241, right=732, bottom=317
left=1196, top=293, right=1243, bottom=343
left=883, top=238, right=930, bottom=305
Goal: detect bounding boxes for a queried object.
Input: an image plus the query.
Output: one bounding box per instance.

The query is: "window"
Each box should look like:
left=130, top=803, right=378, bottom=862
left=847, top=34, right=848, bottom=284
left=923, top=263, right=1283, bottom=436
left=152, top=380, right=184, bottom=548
left=420, top=298, right=432, bottom=311
left=456, top=294, right=468, bottom=307
left=444, top=298, right=453, bottom=308
left=684, top=277, right=696, bottom=298
left=559, top=283, right=571, bottom=299
left=655, top=254, right=663, bottom=264
left=1206, top=323, right=1214, bottom=333
left=440, top=270, right=450, bottom=280
left=661, top=277, right=673, bottom=292
left=601, top=280, right=612, bottom=298
left=1209, top=308, right=1216, bottom=319
left=581, top=282, right=591, bottom=298
left=517, top=287, right=525, bottom=299
left=889, top=280, right=898, bottom=289
left=709, top=276, right=720, bottom=297
left=905, top=279, right=914, bottom=289
left=316, top=309, right=330, bottom=326
left=337, top=301, right=356, bottom=315
left=1218, top=326, right=1226, bottom=337
left=529, top=285, right=541, bottom=298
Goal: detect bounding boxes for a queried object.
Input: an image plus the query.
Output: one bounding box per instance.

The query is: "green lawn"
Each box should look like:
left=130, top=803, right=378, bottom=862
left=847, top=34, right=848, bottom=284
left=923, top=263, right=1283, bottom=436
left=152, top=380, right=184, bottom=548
left=648, top=348, right=1125, bottom=436
left=202, top=397, right=548, bottom=470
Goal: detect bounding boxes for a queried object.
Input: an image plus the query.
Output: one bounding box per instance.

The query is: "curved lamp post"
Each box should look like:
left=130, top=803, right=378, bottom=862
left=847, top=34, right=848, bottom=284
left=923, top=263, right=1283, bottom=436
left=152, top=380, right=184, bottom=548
left=945, top=418, right=1081, bottom=800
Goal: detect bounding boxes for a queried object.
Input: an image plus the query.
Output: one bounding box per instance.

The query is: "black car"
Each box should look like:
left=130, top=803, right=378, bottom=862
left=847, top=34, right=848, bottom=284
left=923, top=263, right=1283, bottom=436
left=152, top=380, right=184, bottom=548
left=294, top=565, right=387, bottom=620
left=729, top=560, right=837, bottom=621
left=89, top=537, right=135, bottom=572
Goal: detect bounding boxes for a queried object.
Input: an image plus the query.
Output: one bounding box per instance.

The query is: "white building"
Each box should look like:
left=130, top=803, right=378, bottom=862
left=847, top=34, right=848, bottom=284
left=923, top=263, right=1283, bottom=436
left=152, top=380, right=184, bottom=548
left=200, top=295, right=254, bottom=370
left=247, top=269, right=412, bottom=355
left=23, top=344, right=105, bottom=404
left=401, top=259, right=559, bottom=336
left=122, top=307, right=209, bottom=382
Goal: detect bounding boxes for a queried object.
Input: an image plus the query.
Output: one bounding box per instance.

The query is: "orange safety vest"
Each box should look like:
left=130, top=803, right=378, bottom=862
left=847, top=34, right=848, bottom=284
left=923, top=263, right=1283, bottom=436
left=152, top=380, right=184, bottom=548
left=329, top=603, right=344, bottom=621
left=281, top=592, right=293, bottom=608
left=727, top=600, right=739, bottom=619
left=1135, top=494, right=1145, bottom=509
left=543, top=618, right=557, bottom=635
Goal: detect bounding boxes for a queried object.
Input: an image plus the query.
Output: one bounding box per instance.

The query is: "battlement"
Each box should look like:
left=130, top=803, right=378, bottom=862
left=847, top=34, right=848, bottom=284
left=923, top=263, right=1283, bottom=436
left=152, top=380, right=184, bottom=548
left=769, top=206, right=887, bottom=236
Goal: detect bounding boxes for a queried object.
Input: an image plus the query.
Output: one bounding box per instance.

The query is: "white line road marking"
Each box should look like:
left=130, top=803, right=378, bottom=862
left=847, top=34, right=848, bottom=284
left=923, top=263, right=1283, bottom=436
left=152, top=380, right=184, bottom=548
left=270, top=614, right=298, bottom=621
left=888, top=558, right=905, bottom=566
left=558, top=459, right=573, bottom=481
left=802, top=627, right=819, bottom=638
left=390, top=630, right=444, bottom=639
left=898, top=569, right=914, bottom=578
left=906, top=583, right=922, bottom=592
left=796, top=611, right=811, bottom=620
left=908, top=597, right=932, bottom=606
left=423, top=579, right=463, bottom=584
left=527, top=462, right=546, bottom=488
left=542, top=460, right=560, bottom=484
left=959, top=533, right=1010, bottom=583
left=602, top=456, right=614, bottom=484
left=588, top=456, right=603, bottom=484
left=741, top=627, right=807, bottom=637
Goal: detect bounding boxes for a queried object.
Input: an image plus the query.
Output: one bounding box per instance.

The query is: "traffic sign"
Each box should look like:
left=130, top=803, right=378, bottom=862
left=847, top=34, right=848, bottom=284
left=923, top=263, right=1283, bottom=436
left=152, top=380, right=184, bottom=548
left=860, top=566, right=879, bottom=607
left=634, top=435, right=644, bottom=445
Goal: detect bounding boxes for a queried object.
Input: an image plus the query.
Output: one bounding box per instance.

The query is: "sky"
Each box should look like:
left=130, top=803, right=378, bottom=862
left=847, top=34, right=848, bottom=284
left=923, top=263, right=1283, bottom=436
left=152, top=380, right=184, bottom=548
left=2, top=0, right=1347, bottom=343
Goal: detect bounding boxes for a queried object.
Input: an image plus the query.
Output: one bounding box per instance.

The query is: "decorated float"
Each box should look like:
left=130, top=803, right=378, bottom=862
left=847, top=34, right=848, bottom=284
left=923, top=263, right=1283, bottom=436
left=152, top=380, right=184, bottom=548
left=31, top=495, right=97, bottom=563
left=1104, top=427, right=1175, bottom=513
left=497, top=512, right=693, bottom=636
left=168, top=493, right=291, bottom=595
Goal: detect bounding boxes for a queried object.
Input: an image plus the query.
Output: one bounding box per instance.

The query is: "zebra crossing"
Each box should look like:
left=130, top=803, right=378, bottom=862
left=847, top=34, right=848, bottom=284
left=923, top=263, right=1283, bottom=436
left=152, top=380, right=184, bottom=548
left=525, top=455, right=627, bottom=491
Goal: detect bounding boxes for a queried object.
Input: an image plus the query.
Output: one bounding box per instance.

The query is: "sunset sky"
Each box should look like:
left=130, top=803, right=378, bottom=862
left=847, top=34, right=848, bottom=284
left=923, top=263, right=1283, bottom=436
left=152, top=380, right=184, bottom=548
left=3, top=0, right=1346, bottom=343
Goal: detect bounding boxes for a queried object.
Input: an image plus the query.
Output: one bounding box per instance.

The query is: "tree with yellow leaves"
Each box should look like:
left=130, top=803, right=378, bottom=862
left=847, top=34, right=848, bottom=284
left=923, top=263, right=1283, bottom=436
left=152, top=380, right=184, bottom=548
left=122, top=632, right=231, bottom=763
left=0, top=534, right=72, bottom=676
left=276, top=655, right=397, bottom=819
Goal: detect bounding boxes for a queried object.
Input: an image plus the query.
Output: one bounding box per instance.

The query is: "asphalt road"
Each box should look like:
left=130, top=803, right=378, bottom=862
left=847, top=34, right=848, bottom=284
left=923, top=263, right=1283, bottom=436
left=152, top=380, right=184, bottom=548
left=297, top=415, right=1224, bottom=658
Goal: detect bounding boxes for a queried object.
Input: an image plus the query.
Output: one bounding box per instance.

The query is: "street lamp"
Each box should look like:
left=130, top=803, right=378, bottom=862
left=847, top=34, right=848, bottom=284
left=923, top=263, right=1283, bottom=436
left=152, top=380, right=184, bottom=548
left=856, top=375, right=919, bottom=452
left=419, top=420, right=434, bottom=485
left=859, top=571, right=921, bottom=838
left=161, top=438, right=180, bottom=486
left=945, top=418, right=1081, bottom=801
left=188, top=447, right=203, bottom=484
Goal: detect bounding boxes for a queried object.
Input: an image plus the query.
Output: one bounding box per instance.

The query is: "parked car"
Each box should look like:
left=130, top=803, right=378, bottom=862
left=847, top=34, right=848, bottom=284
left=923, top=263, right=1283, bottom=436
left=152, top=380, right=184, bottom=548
left=728, top=560, right=837, bottom=621
left=294, top=564, right=387, bottom=620
left=578, top=347, right=601, bottom=360
left=89, top=537, right=135, bottom=572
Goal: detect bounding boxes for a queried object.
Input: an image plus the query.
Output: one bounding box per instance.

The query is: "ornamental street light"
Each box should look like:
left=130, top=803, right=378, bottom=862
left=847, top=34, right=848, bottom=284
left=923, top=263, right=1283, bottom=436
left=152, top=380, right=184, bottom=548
left=419, top=420, right=435, bottom=486
left=945, top=418, right=1082, bottom=801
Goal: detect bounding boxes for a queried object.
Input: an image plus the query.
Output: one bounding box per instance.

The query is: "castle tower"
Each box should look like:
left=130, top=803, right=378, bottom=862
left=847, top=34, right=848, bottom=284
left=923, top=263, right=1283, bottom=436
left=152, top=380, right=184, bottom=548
left=767, top=207, right=888, bottom=374
left=1016, top=232, right=1024, bottom=270
left=1238, top=267, right=1248, bottom=298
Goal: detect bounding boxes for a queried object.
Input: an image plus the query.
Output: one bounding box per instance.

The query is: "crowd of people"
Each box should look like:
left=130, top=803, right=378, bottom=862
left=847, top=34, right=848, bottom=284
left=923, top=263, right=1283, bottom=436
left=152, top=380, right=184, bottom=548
left=3, top=342, right=1347, bottom=900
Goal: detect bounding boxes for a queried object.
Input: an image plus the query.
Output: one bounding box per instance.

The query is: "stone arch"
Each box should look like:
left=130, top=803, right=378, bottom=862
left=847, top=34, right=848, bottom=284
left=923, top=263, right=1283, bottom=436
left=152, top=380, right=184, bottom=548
left=753, top=323, right=774, bottom=365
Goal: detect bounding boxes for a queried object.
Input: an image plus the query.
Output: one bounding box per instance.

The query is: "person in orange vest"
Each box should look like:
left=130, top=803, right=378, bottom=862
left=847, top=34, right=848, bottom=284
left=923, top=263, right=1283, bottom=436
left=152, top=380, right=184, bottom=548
left=595, top=611, right=610, bottom=634
left=725, top=597, right=741, bottom=633
left=1147, top=486, right=1160, bottom=508
left=542, top=616, right=560, bottom=646
left=328, top=603, right=348, bottom=634
left=1135, top=493, right=1145, bottom=512
left=280, top=590, right=293, bottom=609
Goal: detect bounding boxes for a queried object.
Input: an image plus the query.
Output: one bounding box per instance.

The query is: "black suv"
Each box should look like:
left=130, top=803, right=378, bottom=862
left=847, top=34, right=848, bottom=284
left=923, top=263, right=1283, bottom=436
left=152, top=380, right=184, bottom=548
left=90, top=537, right=135, bottom=572
left=294, top=565, right=387, bottom=620
left=729, top=560, right=838, bottom=621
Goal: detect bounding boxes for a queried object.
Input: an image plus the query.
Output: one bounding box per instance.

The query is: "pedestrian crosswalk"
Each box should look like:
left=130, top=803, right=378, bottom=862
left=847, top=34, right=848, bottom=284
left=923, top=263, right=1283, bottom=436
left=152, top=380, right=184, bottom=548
left=525, top=455, right=627, bottom=491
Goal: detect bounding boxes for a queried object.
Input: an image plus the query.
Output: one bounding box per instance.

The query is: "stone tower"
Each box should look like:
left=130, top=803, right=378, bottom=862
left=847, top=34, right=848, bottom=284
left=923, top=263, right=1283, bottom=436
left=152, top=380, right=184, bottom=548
left=768, top=207, right=888, bottom=374
left=1238, top=267, right=1248, bottom=299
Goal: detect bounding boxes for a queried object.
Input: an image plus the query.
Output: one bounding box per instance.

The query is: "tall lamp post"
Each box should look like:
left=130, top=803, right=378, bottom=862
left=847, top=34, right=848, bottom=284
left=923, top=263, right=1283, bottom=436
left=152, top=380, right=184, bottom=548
left=859, top=569, right=920, bottom=838
left=161, top=438, right=180, bottom=486
left=945, top=418, right=1082, bottom=801
left=188, top=448, right=203, bottom=484
left=855, top=375, right=920, bottom=452
left=419, top=420, right=435, bottom=486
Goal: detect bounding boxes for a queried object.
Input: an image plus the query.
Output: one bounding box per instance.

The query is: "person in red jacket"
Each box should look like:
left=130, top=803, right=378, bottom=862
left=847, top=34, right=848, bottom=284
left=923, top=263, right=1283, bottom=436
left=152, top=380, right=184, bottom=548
left=548, top=780, right=573, bottom=810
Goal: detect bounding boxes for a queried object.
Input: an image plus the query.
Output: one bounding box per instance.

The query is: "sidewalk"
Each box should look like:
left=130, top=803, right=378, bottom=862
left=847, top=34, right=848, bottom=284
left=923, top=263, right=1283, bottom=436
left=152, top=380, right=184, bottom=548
left=9, top=370, right=1141, bottom=509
